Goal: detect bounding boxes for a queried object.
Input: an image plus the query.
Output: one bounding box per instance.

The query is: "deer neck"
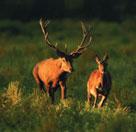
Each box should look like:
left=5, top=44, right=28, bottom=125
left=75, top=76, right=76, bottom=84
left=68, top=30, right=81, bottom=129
left=98, top=69, right=104, bottom=75
left=55, top=59, right=65, bottom=74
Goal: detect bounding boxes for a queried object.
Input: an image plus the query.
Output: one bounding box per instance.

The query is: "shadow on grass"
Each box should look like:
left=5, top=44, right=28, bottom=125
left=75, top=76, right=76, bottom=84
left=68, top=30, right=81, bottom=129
left=127, top=103, right=136, bottom=112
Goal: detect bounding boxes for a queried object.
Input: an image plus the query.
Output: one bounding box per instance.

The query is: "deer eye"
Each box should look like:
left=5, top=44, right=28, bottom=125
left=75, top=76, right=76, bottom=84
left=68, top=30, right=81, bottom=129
left=62, top=58, right=65, bottom=62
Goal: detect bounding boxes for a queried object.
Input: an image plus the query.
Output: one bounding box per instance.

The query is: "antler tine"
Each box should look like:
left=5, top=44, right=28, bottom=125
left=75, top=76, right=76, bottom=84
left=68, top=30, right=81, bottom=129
left=39, top=18, right=49, bottom=38
left=69, top=22, right=92, bottom=58
left=80, top=22, right=92, bottom=48
left=39, top=18, right=66, bottom=56
left=79, top=22, right=87, bottom=47
left=39, top=18, right=57, bottom=50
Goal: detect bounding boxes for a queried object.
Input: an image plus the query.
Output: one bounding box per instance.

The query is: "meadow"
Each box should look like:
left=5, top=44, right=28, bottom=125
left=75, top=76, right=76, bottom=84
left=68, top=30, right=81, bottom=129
left=0, top=19, right=136, bottom=132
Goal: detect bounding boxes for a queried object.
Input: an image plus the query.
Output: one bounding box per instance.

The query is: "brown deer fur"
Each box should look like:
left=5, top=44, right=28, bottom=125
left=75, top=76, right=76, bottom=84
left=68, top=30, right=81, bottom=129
left=33, top=18, right=92, bottom=103
left=33, top=57, right=72, bottom=102
left=87, top=54, right=112, bottom=108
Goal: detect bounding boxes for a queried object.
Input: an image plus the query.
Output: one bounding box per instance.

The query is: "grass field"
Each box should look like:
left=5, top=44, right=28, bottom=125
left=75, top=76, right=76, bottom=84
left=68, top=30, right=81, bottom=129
left=0, top=19, right=136, bottom=132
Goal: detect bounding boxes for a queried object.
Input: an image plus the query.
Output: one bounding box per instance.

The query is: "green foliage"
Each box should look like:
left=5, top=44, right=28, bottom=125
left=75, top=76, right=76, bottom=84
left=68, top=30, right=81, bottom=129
left=0, top=20, right=136, bottom=131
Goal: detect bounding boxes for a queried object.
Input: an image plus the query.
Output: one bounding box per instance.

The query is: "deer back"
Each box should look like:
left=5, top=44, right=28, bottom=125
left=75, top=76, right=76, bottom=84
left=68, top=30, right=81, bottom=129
left=37, top=58, right=72, bottom=82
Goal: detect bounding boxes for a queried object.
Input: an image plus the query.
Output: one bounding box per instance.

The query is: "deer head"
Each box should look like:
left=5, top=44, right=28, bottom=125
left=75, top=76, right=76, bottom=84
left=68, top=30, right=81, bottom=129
left=96, top=54, right=109, bottom=74
left=58, top=57, right=73, bottom=73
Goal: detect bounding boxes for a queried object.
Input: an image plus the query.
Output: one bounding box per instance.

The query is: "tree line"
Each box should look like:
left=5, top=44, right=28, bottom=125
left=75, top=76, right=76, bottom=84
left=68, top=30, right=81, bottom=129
left=0, top=0, right=135, bottom=21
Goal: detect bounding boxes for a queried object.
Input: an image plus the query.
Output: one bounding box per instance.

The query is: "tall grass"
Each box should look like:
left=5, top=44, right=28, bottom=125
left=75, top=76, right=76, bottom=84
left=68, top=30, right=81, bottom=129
left=0, top=19, right=136, bottom=131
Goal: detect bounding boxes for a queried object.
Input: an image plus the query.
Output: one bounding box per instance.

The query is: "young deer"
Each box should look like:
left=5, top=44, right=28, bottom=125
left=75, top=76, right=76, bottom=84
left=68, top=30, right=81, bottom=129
left=87, top=54, right=112, bottom=108
left=33, top=18, right=92, bottom=103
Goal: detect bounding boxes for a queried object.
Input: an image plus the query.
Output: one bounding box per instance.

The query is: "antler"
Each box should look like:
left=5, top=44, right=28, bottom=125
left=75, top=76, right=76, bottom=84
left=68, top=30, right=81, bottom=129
left=39, top=18, right=66, bottom=56
left=69, top=22, right=92, bottom=58
left=40, top=18, right=92, bottom=58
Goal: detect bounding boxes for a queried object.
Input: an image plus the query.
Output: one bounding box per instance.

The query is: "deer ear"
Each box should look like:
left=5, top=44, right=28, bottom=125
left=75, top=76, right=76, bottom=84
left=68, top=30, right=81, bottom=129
left=103, top=53, right=109, bottom=62
left=95, top=55, right=100, bottom=64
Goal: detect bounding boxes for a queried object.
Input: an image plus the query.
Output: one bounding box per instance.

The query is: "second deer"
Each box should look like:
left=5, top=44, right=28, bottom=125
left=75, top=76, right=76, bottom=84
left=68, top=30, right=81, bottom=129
left=87, top=54, right=112, bottom=108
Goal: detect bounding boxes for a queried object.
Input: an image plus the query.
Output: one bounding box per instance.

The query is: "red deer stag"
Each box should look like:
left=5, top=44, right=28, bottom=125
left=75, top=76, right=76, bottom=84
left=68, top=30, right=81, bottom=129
left=33, top=18, right=92, bottom=103
left=87, top=54, right=112, bottom=108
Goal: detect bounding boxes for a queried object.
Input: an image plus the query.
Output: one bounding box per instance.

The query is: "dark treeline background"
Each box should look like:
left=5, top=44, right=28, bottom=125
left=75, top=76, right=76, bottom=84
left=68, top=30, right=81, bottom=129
left=0, top=0, right=136, bottom=21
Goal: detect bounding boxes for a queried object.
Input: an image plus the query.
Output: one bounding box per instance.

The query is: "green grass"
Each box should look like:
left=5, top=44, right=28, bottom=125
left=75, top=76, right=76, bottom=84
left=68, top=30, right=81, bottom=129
left=0, top=19, right=136, bottom=131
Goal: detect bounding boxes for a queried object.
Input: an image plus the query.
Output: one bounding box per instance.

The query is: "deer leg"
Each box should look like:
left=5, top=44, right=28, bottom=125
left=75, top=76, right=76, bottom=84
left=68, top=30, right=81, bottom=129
left=33, top=73, right=44, bottom=92
left=49, top=88, right=55, bottom=104
left=52, top=88, right=55, bottom=103
left=91, top=89, right=98, bottom=108
left=45, top=83, right=55, bottom=104
left=98, top=95, right=106, bottom=108
left=33, top=65, right=45, bottom=92
left=87, top=92, right=91, bottom=105
left=39, top=80, right=46, bottom=93
left=93, top=95, right=98, bottom=108
left=59, top=81, right=66, bottom=99
left=44, top=82, right=51, bottom=96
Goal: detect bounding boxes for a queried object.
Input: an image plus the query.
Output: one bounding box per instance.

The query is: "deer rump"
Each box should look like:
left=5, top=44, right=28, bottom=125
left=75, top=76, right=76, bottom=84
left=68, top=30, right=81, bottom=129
left=33, top=58, right=68, bottom=91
